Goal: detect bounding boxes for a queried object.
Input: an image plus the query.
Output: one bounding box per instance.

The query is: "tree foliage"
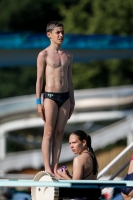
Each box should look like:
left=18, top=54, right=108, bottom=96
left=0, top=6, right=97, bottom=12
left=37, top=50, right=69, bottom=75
left=0, top=66, right=36, bottom=98
left=60, top=0, right=133, bottom=35
left=0, top=0, right=62, bottom=32
left=58, top=0, right=92, bottom=34
left=0, top=59, right=133, bottom=99
left=72, top=60, right=133, bottom=89
left=90, top=0, right=133, bottom=35
left=0, top=0, right=133, bottom=34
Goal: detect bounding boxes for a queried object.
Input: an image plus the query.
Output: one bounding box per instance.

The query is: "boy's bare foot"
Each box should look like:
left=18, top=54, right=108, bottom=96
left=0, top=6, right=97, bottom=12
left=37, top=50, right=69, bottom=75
left=54, top=172, right=62, bottom=180
left=45, top=170, right=55, bottom=177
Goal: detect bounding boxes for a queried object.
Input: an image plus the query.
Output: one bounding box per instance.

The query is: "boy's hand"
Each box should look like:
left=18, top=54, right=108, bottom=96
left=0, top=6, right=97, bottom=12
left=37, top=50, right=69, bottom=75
left=37, top=104, right=45, bottom=121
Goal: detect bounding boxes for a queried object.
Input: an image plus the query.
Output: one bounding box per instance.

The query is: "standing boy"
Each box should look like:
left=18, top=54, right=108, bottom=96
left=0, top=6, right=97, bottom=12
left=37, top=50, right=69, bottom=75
left=36, top=21, right=75, bottom=178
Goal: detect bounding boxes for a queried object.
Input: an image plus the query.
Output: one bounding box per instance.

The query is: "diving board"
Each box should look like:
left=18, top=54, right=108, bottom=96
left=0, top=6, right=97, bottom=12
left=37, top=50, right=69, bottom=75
left=0, top=171, right=133, bottom=200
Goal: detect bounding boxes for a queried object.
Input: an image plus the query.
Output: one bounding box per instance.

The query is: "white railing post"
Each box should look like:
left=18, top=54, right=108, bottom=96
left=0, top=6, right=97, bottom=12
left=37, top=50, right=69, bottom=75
left=0, top=130, right=6, bottom=159
left=127, top=131, right=133, bottom=146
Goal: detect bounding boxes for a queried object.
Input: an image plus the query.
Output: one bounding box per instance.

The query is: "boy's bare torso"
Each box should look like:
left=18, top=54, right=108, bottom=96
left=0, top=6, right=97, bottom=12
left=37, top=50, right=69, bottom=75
left=42, top=47, right=71, bottom=93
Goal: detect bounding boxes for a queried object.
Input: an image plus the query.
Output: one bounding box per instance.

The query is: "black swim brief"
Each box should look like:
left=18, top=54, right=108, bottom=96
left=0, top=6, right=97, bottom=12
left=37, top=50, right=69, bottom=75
left=44, top=92, right=69, bottom=107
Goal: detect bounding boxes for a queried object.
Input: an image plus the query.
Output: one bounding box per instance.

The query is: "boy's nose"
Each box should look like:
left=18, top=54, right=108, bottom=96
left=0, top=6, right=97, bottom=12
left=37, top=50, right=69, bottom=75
left=70, top=144, right=73, bottom=149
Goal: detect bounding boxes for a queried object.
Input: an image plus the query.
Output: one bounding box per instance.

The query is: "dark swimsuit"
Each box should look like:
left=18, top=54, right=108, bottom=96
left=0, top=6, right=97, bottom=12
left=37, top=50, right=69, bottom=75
left=121, top=173, right=133, bottom=195
left=82, top=170, right=93, bottom=179
left=44, top=92, right=69, bottom=107
left=60, top=152, right=101, bottom=199
left=81, top=152, right=101, bottom=199
left=82, top=152, right=94, bottom=180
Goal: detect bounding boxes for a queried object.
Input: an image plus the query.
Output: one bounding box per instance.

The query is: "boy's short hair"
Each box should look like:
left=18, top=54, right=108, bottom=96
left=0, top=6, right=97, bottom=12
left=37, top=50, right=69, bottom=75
left=46, top=21, right=64, bottom=33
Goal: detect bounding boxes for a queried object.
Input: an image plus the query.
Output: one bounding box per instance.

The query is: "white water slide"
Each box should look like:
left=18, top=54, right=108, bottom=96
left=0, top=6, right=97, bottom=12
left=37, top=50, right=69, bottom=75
left=1, top=84, right=133, bottom=119
left=0, top=115, right=133, bottom=174
left=0, top=85, right=133, bottom=173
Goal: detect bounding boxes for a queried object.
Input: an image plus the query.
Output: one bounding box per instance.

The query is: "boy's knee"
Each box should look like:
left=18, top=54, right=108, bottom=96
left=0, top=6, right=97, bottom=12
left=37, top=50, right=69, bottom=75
left=55, top=129, right=64, bottom=138
left=44, top=131, right=53, bottom=141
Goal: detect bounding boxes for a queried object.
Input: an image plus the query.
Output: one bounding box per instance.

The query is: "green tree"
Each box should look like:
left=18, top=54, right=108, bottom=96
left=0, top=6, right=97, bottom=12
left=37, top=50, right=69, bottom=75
left=72, top=60, right=133, bottom=89
left=58, top=0, right=92, bottom=34
left=0, top=0, right=61, bottom=32
left=0, top=66, right=36, bottom=98
left=90, top=0, right=133, bottom=35
left=0, top=0, right=81, bottom=32
left=57, top=0, right=133, bottom=91
left=59, top=0, right=133, bottom=35
left=0, top=0, right=133, bottom=99
left=1, top=60, right=133, bottom=99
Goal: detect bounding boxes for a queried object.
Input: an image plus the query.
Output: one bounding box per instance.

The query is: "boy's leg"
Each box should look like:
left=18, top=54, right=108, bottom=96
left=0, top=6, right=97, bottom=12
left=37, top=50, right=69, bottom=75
left=42, top=98, right=58, bottom=174
left=52, top=99, right=70, bottom=177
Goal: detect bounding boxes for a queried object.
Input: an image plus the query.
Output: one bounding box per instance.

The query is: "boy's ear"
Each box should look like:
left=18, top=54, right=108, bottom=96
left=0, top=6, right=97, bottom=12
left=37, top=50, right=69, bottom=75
left=47, top=32, right=51, bottom=39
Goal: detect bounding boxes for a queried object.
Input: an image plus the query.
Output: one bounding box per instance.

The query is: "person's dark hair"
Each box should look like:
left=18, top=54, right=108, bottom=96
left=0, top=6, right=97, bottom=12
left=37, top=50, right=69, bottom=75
left=72, top=130, right=98, bottom=175
left=46, top=21, right=64, bottom=33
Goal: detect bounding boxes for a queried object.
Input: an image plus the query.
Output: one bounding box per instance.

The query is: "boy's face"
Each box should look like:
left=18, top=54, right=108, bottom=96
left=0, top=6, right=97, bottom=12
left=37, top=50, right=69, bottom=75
left=47, top=26, right=64, bottom=44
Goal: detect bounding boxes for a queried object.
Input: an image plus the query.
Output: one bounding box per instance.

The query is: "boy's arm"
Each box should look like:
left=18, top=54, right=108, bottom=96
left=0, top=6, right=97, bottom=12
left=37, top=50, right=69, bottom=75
left=36, top=51, right=46, bottom=121
left=68, top=53, right=75, bottom=119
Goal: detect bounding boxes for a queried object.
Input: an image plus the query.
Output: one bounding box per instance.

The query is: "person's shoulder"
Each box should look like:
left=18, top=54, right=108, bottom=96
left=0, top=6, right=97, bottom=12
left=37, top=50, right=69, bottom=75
left=65, top=51, right=73, bottom=59
left=73, top=155, right=84, bottom=168
left=73, top=155, right=82, bottom=163
left=37, top=48, right=49, bottom=58
left=73, top=156, right=79, bottom=165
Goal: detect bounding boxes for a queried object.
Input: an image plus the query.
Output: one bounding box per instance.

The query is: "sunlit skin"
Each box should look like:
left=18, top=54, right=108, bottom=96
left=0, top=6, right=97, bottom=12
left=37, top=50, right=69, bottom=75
left=36, top=24, right=75, bottom=179
left=47, top=27, right=64, bottom=46
left=58, top=134, right=98, bottom=180
left=69, top=134, right=87, bottom=155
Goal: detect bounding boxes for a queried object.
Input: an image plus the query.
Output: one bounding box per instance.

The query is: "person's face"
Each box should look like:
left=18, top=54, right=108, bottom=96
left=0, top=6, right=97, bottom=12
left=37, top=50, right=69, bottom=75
left=47, top=26, right=64, bottom=44
left=69, top=134, right=86, bottom=155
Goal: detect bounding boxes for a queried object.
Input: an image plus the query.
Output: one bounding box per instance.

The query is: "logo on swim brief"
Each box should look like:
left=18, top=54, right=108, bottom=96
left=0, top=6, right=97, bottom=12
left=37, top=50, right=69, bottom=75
left=48, top=93, right=54, bottom=98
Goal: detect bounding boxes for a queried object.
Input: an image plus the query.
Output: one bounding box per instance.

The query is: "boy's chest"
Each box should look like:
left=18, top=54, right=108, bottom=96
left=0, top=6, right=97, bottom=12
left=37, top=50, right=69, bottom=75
left=47, top=53, right=69, bottom=68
